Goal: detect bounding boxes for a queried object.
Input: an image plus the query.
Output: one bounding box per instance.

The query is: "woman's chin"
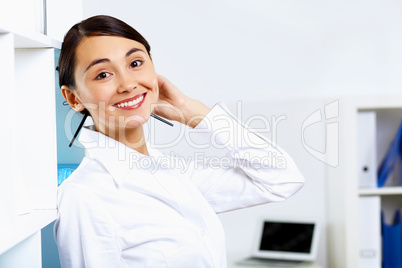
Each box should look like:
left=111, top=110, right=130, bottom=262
left=122, top=113, right=150, bottom=128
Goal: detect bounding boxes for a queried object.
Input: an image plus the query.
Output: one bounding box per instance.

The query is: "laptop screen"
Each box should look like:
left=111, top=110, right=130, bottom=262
left=259, top=221, right=315, bottom=253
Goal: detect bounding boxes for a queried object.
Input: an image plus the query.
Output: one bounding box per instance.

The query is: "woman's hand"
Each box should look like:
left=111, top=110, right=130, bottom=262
left=152, top=74, right=211, bottom=128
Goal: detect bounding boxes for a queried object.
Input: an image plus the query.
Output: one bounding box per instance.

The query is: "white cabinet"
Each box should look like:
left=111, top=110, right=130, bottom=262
left=327, top=96, right=402, bottom=267
left=0, top=26, right=61, bottom=256
left=0, top=1, right=82, bottom=265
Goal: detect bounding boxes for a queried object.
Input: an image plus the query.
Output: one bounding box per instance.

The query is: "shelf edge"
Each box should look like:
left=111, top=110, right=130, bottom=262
left=359, top=187, right=402, bottom=196
left=0, top=26, right=61, bottom=49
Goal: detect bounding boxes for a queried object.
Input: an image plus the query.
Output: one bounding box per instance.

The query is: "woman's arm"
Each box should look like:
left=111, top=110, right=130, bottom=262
left=155, top=76, right=305, bottom=213
left=184, top=102, right=305, bottom=213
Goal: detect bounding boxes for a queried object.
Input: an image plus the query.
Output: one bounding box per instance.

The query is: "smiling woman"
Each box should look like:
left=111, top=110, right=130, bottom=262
left=63, top=36, right=158, bottom=144
left=54, top=15, right=305, bottom=268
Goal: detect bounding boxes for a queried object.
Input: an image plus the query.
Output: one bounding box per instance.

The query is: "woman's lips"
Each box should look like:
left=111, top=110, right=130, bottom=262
left=113, top=92, right=147, bottom=110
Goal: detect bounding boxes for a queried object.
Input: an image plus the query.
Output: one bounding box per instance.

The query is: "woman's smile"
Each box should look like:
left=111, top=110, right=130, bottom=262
left=113, top=92, right=147, bottom=109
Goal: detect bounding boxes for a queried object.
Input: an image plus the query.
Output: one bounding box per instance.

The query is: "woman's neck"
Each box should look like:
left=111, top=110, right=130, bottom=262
left=98, top=124, right=149, bottom=156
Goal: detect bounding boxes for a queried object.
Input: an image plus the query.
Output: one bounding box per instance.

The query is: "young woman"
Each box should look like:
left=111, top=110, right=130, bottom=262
left=55, top=15, right=305, bottom=268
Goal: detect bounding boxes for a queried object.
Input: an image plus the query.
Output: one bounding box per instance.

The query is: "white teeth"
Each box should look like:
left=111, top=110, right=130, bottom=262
left=116, top=94, right=145, bottom=108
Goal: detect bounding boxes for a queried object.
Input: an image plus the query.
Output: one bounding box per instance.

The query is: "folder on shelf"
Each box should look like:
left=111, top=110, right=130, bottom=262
left=358, top=196, right=381, bottom=268
left=377, top=119, right=402, bottom=187
left=357, top=112, right=377, bottom=188
left=382, top=210, right=402, bottom=268
left=57, top=164, right=79, bottom=186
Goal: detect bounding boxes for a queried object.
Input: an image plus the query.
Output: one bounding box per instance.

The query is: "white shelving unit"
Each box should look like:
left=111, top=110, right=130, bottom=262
left=0, top=26, right=60, bottom=258
left=327, top=96, right=402, bottom=268
left=0, top=1, right=81, bottom=267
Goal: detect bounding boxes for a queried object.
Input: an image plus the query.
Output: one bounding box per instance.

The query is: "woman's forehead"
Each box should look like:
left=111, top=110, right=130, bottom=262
left=77, top=36, right=146, bottom=59
left=75, top=36, right=147, bottom=71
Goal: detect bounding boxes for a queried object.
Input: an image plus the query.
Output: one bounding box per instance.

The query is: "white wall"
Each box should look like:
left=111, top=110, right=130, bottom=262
left=82, top=0, right=402, bottom=106
left=80, top=1, right=402, bottom=267
left=47, top=0, right=83, bottom=41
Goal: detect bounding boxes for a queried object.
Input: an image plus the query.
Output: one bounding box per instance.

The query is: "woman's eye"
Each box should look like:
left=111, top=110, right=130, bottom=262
left=130, top=60, right=143, bottom=68
left=95, top=72, right=110, bottom=80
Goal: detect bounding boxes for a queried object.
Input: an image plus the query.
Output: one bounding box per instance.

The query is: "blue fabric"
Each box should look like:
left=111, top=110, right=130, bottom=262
left=382, top=210, right=402, bottom=268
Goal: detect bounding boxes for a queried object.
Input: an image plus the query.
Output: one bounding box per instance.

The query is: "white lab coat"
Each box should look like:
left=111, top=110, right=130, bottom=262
left=54, top=102, right=304, bottom=268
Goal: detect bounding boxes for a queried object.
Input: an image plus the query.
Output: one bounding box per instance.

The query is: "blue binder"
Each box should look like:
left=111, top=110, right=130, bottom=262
left=382, top=210, right=402, bottom=268
left=377, top=120, right=402, bottom=187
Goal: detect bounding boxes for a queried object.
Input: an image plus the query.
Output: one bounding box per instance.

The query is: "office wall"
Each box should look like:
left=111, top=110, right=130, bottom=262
left=82, top=0, right=402, bottom=106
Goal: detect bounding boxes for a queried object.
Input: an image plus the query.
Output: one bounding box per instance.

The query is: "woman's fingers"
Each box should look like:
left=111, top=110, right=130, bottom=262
left=156, top=74, right=187, bottom=108
left=154, top=74, right=211, bottom=128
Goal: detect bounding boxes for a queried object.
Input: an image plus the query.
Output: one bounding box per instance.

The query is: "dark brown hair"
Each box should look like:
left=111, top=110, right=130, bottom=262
left=58, top=15, right=151, bottom=90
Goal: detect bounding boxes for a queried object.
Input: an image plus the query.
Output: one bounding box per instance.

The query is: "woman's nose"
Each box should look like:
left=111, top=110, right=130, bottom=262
left=117, top=71, right=137, bottom=93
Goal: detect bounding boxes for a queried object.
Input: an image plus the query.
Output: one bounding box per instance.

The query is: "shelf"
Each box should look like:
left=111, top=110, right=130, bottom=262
left=359, top=187, right=402, bottom=196
left=0, top=209, right=57, bottom=255
left=0, top=26, right=61, bottom=49
left=350, top=96, right=402, bottom=110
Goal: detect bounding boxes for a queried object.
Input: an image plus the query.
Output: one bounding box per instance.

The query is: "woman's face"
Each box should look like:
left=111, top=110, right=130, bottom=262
left=69, top=35, right=159, bottom=133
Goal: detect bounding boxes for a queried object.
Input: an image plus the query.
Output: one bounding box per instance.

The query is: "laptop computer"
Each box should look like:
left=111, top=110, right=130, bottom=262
left=237, top=218, right=320, bottom=267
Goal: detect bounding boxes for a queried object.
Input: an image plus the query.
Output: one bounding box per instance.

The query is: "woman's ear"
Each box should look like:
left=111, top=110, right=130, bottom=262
left=149, top=53, right=153, bottom=62
left=61, top=85, right=85, bottom=112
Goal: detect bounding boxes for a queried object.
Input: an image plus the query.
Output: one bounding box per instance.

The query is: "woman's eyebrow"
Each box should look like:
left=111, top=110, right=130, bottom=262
left=126, top=47, right=145, bottom=57
left=84, top=58, right=110, bottom=73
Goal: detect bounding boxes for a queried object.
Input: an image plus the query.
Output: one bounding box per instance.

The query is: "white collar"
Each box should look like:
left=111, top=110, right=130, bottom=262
left=78, top=126, right=164, bottom=186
